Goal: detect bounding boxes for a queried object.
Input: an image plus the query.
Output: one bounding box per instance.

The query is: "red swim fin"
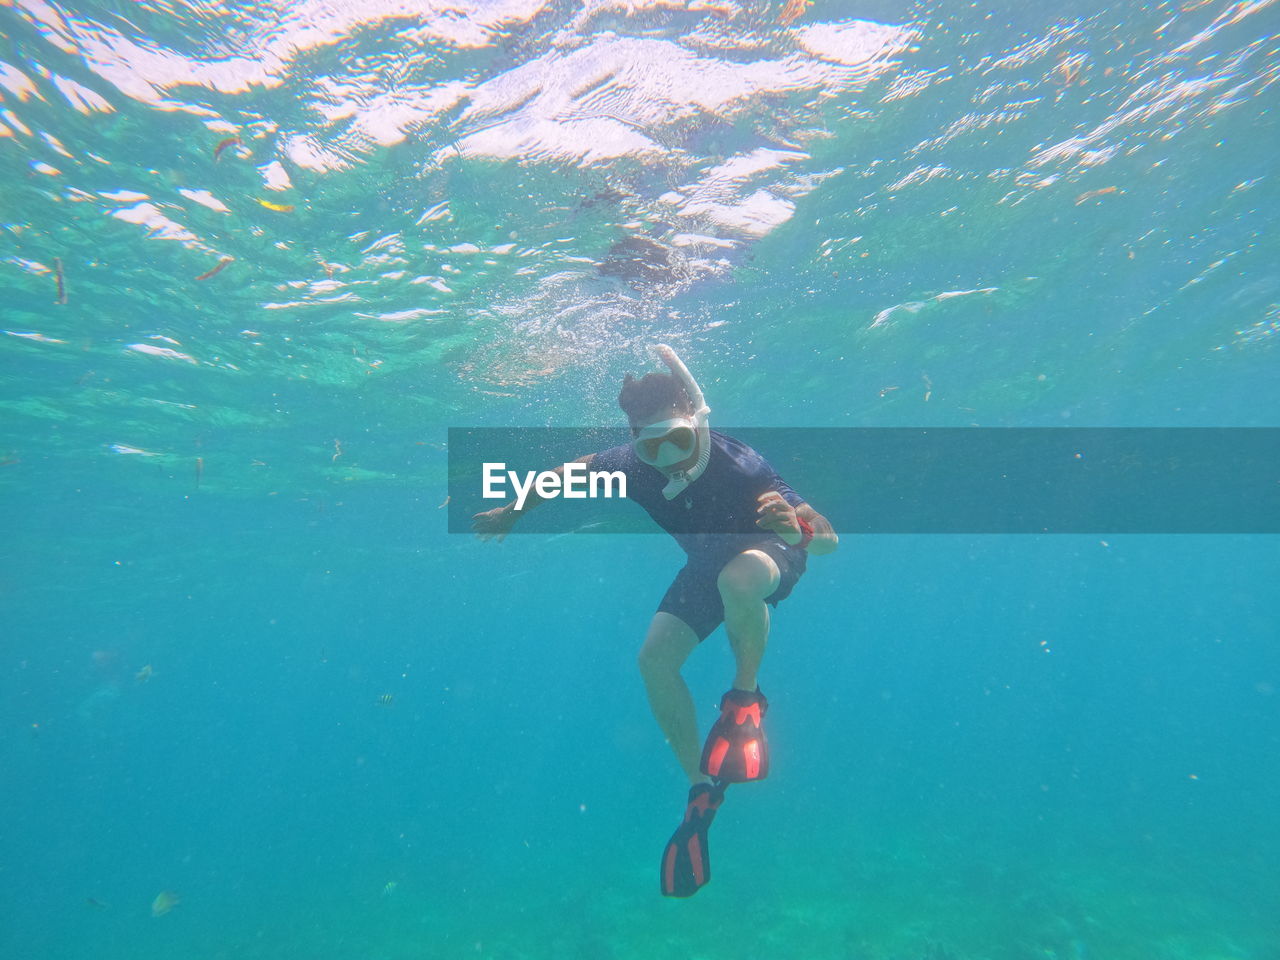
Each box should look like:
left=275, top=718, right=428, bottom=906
left=659, top=781, right=725, bottom=897
left=699, top=688, right=769, bottom=783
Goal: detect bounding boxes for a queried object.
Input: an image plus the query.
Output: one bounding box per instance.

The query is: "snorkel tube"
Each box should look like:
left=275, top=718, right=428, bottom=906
left=654, top=343, right=711, bottom=500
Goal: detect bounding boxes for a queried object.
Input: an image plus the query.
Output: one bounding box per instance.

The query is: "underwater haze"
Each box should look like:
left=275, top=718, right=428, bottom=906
left=1, top=0, right=1278, bottom=958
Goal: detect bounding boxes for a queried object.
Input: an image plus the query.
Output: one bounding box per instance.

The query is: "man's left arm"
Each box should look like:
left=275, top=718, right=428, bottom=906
left=794, top=502, right=838, bottom=556
left=756, top=491, right=839, bottom=555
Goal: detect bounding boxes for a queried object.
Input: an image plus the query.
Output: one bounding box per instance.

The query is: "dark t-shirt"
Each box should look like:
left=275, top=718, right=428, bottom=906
left=591, top=430, right=806, bottom=567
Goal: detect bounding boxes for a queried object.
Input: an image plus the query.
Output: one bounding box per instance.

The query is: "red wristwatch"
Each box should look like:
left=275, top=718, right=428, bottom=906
left=795, top=516, right=815, bottom=550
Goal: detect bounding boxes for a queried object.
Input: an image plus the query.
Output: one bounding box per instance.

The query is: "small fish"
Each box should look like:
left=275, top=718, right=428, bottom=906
left=254, top=198, right=295, bottom=213
left=213, top=136, right=242, bottom=161
left=542, top=521, right=617, bottom=546
left=54, top=257, right=67, bottom=305
left=86, top=897, right=108, bottom=909
left=135, top=664, right=154, bottom=683
left=1075, top=186, right=1119, bottom=205
left=150, top=890, right=180, bottom=917
left=777, top=0, right=810, bottom=25
left=376, top=693, right=394, bottom=706
left=493, top=569, right=532, bottom=583
left=580, top=187, right=628, bottom=209
left=438, top=495, right=451, bottom=509
left=1056, top=55, right=1084, bottom=86
left=194, top=257, right=233, bottom=281
left=195, top=456, right=204, bottom=489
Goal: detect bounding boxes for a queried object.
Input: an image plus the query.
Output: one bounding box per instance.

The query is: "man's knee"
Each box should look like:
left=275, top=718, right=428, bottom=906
left=717, top=550, right=780, bottom=604
left=637, top=642, right=666, bottom=681
left=638, top=616, right=697, bottom=679
left=638, top=637, right=682, bottom=680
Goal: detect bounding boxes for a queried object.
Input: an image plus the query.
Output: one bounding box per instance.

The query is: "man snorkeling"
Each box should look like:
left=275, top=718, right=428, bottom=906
left=472, top=345, right=837, bottom=896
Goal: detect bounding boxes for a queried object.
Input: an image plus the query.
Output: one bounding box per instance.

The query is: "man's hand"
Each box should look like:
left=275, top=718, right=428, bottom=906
left=755, top=491, right=802, bottom=545
left=472, top=502, right=520, bottom=542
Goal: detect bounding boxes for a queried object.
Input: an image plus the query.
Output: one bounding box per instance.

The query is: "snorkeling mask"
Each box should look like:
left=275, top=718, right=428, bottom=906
left=633, top=418, right=699, bottom=468
left=632, top=344, right=711, bottom=499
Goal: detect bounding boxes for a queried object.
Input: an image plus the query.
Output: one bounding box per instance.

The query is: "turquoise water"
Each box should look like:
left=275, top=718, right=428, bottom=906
left=2, top=0, right=1278, bottom=957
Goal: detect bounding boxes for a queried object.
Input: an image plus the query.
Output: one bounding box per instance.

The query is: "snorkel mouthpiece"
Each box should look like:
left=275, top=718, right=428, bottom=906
left=650, top=344, right=711, bottom=499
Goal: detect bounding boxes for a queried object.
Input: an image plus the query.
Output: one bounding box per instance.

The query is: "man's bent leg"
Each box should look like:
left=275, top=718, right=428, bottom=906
left=637, top=612, right=703, bottom=784
left=717, top=549, right=781, bottom=693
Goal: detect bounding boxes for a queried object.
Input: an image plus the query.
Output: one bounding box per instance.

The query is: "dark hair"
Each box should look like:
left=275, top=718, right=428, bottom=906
left=618, top=372, right=692, bottom=422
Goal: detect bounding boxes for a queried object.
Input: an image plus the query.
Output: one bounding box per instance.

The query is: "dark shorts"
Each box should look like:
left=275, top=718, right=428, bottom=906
left=658, top=539, right=807, bottom=642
